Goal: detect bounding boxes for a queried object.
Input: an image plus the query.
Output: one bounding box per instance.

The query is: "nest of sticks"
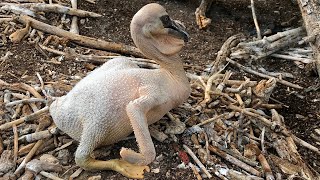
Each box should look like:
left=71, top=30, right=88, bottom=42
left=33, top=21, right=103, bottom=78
left=0, top=0, right=320, bottom=179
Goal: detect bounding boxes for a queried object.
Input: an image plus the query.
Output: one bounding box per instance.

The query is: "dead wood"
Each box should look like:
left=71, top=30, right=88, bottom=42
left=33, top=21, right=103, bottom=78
left=189, top=162, right=202, bottom=180
left=83, top=0, right=95, bottom=4
left=226, top=169, right=263, bottom=180
left=149, top=125, right=168, bottom=142
left=183, top=144, right=213, bottom=178
left=3, top=0, right=44, bottom=2
left=19, top=83, right=43, bottom=99
left=0, top=3, right=46, bottom=20
left=18, top=143, right=36, bottom=156
left=70, top=0, right=79, bottom=34
left=29, top=3, right=102, bottom=17
left=230, top=27, right=306, bottom=60
left=25, top=159, right=63, bottom=174
left=9, top=21, right=30, bottom=43
left=69, top=167, right=83, bottom=179
left=19, top=128, right=57, bottom=143
left=0, top=106, right=49, bottom=131
left=226, top=58, right=303, bottom=89
left=256, top=148, right=275, bottom=179
left=297, top=0, right=320, bottom=77
left=271, top=53, right=314, bottom=64
left=213, top=140, right=259, bottom=167
left=270, top=154, right=316, bottom=179
left=195, top=0, right=213, bottom=29
left=250, top=0, right=261, bottom=39
left=229, top=104, right=320, bottom=155
left=13, top=124, right=18, bottom=166
left=16, top=15, right=144, bottom=57
left=208, top=144, right=261, bottom=176
left=5, top=98, right=46, bottom=107
left=14, top=139, right=44, bottom=176
left=165, top=112, right=186, bottom=135
left=0, top=150, right=14, bottom=175
left=209, top=34, right=243, bottom=75
left=37, top=43, right=158, bottom=68
left=0, top=136, right=4, bottom=155
left=0, top=17, right=13, bottom=24
left=39, top=171, right=64, bottom=180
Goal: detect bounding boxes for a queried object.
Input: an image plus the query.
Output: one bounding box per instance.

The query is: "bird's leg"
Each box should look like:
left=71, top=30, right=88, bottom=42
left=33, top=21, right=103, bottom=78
left=75, top=125, right=149, bottom=179
left=121, top=94, right=159, bottom=165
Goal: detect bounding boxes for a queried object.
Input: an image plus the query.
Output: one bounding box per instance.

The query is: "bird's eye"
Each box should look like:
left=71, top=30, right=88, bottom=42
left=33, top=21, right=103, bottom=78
left=164, top=16, right=169, bottom=22
left=160, top=15, right=170, bottom=25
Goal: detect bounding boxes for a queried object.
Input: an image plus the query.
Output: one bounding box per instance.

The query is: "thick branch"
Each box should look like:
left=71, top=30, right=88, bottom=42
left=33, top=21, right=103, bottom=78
left=16, top=15, right=144, bottom=57
left=297, top=0, right=320, bottom=77
left=29, top=3, right=101, bottom=17
left=231, top=27, right=305, bottom=60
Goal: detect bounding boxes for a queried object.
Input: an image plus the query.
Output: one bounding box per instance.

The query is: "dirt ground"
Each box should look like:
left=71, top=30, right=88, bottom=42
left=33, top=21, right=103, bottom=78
left=1, top=0, right=320, bottom=179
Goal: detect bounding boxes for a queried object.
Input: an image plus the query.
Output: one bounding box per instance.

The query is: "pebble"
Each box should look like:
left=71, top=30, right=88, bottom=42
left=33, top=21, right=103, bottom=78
left=57, top=149, right=70, bottom=165
left=39, top=154, right=59, bottom=164
left=88, top=175, right=101, bottom=180
left=151, top=168, right=160, bottom=174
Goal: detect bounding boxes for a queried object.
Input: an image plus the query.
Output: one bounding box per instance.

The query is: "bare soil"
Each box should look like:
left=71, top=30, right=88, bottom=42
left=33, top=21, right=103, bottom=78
left=0, top=0, right=319, bottom=179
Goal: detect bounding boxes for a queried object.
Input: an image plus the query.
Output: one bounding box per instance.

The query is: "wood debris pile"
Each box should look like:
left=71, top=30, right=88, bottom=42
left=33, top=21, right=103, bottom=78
left=178, top=70, right=320, bottom=179
left=0, top=0, right=320, bottom=180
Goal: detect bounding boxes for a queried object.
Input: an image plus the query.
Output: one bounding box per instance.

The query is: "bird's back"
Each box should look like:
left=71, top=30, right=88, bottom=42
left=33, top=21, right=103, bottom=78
left=50, top=58, right=144, bottom=142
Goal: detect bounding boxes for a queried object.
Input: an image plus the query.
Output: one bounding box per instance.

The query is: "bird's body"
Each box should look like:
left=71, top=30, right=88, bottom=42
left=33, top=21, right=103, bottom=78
left=50, top=3, right=190, bottom=179
left=50, top=57, right=189, bottom=145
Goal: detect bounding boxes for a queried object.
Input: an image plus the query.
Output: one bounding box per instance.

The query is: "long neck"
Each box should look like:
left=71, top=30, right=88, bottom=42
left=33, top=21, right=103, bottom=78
left=135, top=36, right=188, bottom=85
left=152, top=51, right=188, bottom=84
left=146, top=45, right=189, bottom=84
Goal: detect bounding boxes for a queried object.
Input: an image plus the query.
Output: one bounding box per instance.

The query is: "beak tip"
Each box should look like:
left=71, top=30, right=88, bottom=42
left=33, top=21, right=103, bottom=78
left=184, top=33, right=189, bottom=42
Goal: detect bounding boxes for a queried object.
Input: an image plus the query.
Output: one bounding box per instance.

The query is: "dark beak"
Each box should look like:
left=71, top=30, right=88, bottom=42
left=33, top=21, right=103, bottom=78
left=161, top=15, right=189, bottom=42
left=169, top=20, right=189, bottom=42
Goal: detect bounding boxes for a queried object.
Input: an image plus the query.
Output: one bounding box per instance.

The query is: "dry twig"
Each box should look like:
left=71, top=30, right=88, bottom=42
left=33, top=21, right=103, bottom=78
left=226, top=58, right=303, bottom=89
left=14, top=139, right=44, bottom=175
left=183, top=144, right=212, bottom=178
left=0, top=106, right=49, bottom=131
left=250, top=0, right=261, bottom=39
left=70, top=0, right=79, bottom=34
left=208, top=144, right=261, bottom=176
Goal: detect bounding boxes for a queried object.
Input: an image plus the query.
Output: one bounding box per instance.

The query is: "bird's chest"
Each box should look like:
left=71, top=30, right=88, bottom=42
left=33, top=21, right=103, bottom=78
left=146, top=89, right=188, bottom=125
left=146, top=100, right=174, bottom=125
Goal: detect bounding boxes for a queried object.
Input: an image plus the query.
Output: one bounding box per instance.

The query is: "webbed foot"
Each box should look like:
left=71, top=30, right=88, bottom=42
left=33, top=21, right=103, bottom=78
left=114, top=159, right=150, bottom=179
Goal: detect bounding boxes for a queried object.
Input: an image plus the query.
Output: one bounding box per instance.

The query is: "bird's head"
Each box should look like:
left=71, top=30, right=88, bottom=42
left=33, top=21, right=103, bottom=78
left=130, top=3, right=189, bottom=56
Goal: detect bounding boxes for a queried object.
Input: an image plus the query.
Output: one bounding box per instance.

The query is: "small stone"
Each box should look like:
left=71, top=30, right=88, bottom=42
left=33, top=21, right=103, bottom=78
left=151, top=168, right=160, bottom=174
left=39, top=154, right=59, bottom=164
left=80, top=19, right=86, bottom=24
left=57, top=149, right=70, bottom=165
left=84, top=63, right=97, bottom=71
left=155, top=154, right=164, bottom=162
left=274, top=11, right=280, bottom=15
left=88, top=175, right=101, bottom=180
left=295, top=114, right=306, bottom=119
left=177, top=162, right=188, bottom=169
left=166, top=170, right=171, bottom=178
left=0, top=150, right=14, bottom=174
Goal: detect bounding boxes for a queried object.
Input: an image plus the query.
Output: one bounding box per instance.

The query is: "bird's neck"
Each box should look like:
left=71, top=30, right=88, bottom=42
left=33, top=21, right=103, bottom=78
left=159, top=55, right=188, bottom=83
left=134, top=35, right=188, bottom=85
left=148, top=50, right=188, bottom=85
